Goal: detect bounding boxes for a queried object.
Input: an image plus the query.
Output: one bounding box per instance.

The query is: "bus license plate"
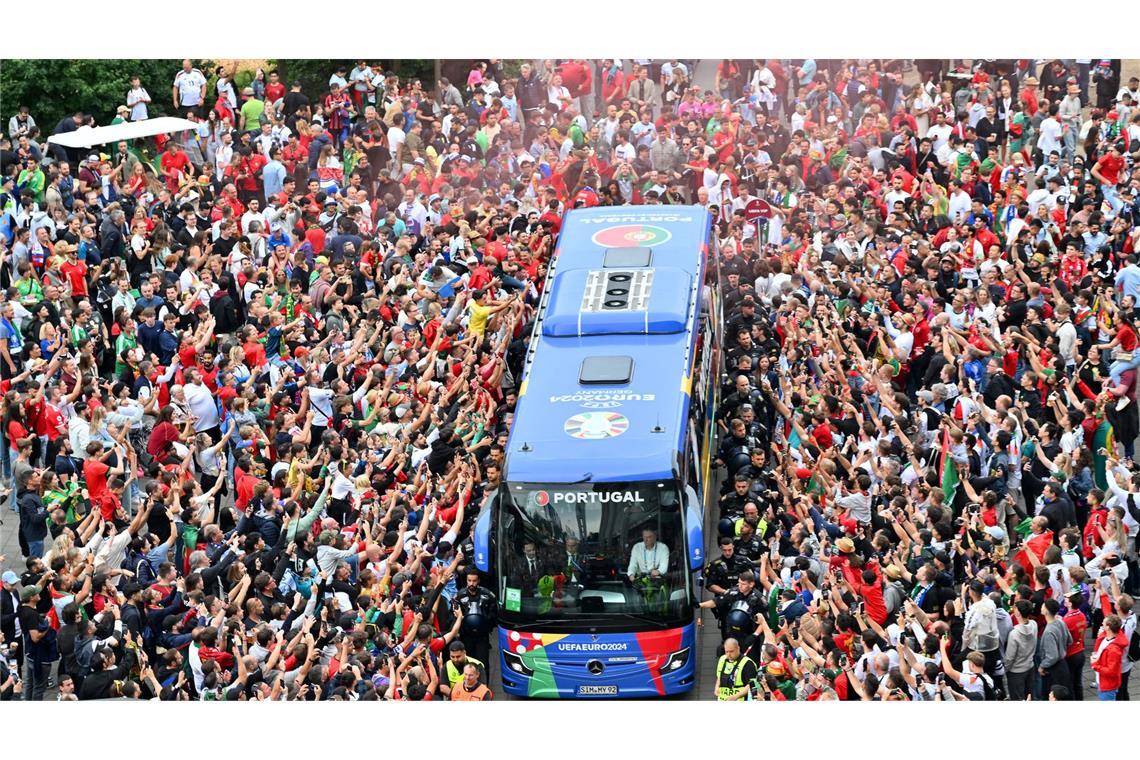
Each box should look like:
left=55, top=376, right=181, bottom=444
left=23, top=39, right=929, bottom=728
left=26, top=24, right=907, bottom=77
left=577, top=685, right=618, bottom=696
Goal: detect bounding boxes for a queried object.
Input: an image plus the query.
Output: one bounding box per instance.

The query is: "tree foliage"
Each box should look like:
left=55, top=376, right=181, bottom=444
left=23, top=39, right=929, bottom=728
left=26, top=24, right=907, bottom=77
left=1, top=59, right=198, bottom=133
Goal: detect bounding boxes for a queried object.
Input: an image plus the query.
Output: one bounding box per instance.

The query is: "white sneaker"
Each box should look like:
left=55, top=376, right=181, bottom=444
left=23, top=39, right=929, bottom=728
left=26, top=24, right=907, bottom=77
left=1116, top=396, right=1131, bottom=411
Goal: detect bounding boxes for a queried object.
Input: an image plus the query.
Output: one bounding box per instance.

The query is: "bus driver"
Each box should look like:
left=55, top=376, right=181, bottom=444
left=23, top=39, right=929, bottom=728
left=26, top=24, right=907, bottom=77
left=627, top=528, right=670, bottom=579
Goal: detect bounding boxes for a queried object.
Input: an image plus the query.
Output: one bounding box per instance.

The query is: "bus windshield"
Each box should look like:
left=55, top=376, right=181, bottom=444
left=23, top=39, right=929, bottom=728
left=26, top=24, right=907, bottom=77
left=497, top=481, right=692, bottom=631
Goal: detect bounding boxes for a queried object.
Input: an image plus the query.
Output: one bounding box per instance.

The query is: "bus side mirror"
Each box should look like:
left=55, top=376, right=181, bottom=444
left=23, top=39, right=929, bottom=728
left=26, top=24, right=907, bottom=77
left=474, top=507, right=491, bottom=573
left=684, top=484, right=704, bottom=571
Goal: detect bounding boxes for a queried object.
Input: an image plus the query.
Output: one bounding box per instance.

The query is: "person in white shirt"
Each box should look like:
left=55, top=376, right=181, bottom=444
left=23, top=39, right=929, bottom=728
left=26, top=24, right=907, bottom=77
left=214, top=131, right=234, bottom=182
left=926, top=112, right=953, bottom=154
left=172, top=60, right=207, bottom=112
left=947, top=181, right=972, bottom=224
left=626, top=527, right=669, bottom=578
left=240, top=199, right=267, bottom=236
left=214, top=66, right=237, bottom=111
left=183, top=367, right=220, bottom=434
left=126, top=77, right=151, bottom=121
left=1036, top=103, right=1065, bottom=158
left=660, top=60, right=689, bottom=87
left=883, top=176, right=911, bottom=210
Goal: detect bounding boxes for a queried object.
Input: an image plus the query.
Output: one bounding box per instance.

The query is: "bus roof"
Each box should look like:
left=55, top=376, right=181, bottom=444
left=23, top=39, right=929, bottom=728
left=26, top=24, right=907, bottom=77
left=504, top=206, right=711, bottom=485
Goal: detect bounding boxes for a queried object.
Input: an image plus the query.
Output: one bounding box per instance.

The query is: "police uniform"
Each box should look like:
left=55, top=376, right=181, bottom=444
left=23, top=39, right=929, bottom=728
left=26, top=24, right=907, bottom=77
left=715, top=653, right=758, bottom=700
left=715, top=587, right=766, bottom=642
left=718, top=491, right=750, bottom=521
left=454, top=584, right=497, bottom=669
left=705, top=553, right=754, bottom=593
left=733, top=534, right=766, bottom=564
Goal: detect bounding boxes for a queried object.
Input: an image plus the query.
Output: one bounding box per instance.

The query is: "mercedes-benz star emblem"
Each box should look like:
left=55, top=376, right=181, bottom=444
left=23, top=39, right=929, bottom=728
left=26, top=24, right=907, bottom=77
left=586, top=660, right=605, bottom=675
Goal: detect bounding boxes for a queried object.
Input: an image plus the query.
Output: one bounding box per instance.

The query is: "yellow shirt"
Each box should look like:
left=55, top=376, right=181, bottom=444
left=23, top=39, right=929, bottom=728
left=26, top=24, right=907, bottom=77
left=467, top=301, right=492, bottom=337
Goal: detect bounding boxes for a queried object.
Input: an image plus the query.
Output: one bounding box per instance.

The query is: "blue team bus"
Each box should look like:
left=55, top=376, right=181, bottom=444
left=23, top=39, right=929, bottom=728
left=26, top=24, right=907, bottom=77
left=474, top=206, right=722, bottom=698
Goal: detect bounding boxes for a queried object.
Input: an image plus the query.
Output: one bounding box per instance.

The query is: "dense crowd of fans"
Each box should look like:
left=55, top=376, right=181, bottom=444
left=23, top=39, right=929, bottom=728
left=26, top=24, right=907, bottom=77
left=0, top=57, right=1138, bottom=702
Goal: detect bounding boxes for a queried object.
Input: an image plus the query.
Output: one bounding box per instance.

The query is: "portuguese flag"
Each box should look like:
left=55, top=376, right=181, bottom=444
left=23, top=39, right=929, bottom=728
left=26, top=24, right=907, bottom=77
left=1013, top=529, right=1054, bottom=572
left=940, top=427, right=959, bottom=503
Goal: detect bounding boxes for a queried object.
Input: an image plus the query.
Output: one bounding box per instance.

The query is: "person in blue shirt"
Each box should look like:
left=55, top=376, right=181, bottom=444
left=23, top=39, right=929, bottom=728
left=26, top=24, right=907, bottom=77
left=1082, top=219, right=1109, bottom=254
left=262, top=147, right=287, bottom=201
left=1113, top=254, right=1140, bottom=303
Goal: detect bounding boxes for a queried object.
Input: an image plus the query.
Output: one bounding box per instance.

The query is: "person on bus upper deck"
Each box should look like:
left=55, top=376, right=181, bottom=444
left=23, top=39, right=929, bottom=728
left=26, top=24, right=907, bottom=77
left=627, top=528, right=669, bottom=579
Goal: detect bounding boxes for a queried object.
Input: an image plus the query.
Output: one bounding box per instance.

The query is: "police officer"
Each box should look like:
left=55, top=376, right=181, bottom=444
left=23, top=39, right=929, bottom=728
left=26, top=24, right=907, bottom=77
left=733, top=519, right=766, bottom=565
left=718, top=474, right=752, bottom=534
left=439, top=640, right=487, bottom=699
left=697, top=571, right=766, bottom=650
left=705, top=536, right=754, bottom=596
left=732, top=502, right=765, bottom=538
left=734, top=447, right=775, bottom=494
left=453, top=568, right=497, bottom=672
left=714, top=637, right=757, bottom=701
left=716, top=418, right=756, bottom=484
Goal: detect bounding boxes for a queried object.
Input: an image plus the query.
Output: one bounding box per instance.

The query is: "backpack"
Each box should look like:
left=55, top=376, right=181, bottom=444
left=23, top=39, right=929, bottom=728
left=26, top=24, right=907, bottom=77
left=978, top=672, right=1001, bottom=701
left=1129, top=621, right=1140, bottom=663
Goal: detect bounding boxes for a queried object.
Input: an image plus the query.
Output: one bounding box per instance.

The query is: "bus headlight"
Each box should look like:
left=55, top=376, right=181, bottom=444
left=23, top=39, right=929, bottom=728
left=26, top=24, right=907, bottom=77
left=662, top=647, right=691, bottom=672
left=504, top=650, right=534, bottom=677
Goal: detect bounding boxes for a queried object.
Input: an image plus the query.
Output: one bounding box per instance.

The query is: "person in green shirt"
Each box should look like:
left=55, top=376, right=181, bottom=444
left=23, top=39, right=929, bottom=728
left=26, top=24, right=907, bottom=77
left=17, top=159, right=45, bottom=204
left=14, top=262, right=43, bottom=307
left=114, top=319, right=139, bottom=376
left=42, top=471, right=84, bottom=523
left=239, top=87, right=265, bottom=131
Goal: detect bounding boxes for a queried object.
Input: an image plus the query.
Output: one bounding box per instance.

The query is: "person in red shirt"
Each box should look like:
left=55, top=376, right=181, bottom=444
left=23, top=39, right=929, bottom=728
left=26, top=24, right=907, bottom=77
left=233, top=460, right=262, bottom=513
left=557, top=60, right=593, bottom=112
left=1061, top=588, right=1089, bottom=699
left=232, top=147, right=267, bottom=206
left=1058, top=243, right=1088, bottom=289
left=600, top=60, right=627, bottom=108
left=1091, top=141, right=1126, bottom=214
left=264, top=69, right=286, bottom=106
left=58, top=243, right=89, bottom=298
left=159, top=142, right=192, bottom=194
left=1090, top=614, right=1129, bottom=699
left=82, top=441, right=125, bottom=520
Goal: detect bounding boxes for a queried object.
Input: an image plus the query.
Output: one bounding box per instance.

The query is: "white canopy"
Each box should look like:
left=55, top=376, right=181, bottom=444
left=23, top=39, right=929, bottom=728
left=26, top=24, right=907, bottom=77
left=46, top=116, right=199, bottom=149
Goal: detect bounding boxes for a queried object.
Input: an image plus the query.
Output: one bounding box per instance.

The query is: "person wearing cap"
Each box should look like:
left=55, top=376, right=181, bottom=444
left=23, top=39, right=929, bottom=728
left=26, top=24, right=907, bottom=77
left=1, top=571, right=22, bottom=668
left=238, top=85, right=266, bottom=133
left=16, top=575, right=55, bottom=701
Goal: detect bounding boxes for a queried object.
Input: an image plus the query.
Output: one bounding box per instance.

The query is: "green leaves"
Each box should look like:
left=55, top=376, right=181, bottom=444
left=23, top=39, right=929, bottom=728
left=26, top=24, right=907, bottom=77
left=3, top=59, right=199, bottom=131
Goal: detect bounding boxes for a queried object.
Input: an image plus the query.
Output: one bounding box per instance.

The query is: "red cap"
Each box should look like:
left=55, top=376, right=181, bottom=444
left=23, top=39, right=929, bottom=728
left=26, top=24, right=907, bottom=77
left=795, top=468, right=813, bottom=480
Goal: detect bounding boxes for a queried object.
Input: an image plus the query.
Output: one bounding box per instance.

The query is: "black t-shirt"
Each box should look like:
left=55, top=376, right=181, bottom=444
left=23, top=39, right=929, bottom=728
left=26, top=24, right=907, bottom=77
left=18, top=604, right=53, bottom=660
left=283, top=92, right=310, bottom=124
left=213, top=236, right=237, bottom=259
